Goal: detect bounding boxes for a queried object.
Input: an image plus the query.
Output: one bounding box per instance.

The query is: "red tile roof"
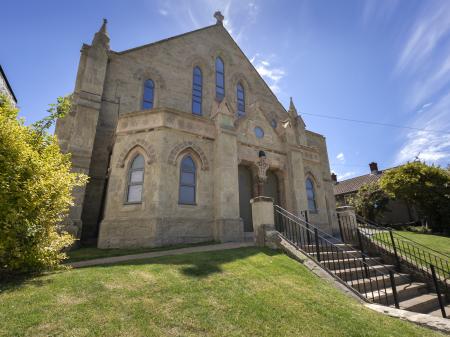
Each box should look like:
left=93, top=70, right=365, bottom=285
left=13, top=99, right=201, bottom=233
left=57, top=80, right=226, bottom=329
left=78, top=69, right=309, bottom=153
left=333, top=172, right=383, bottom=195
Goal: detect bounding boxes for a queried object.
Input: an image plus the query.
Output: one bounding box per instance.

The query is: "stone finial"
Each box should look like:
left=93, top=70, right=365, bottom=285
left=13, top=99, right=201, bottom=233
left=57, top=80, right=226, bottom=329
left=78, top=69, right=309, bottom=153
left=214, top=11, right=224, bottom=25
left=289, top=97, right=297, bottom=114
left=92, top=18, right=110, bottom=49
left=100, top=18, right=108, bottom=34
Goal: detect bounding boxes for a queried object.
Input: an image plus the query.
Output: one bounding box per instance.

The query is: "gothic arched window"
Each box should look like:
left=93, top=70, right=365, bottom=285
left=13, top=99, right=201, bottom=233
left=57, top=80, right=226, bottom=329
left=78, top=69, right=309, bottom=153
left=127, top=154, right=145, bottom=203
left=306, top=178, right=317, bottom=212
left=237, top=83, right=245, bottom=117
left=179, top=155, right=196, bottom=205
left=142, top=79, right=154, bottom=109
left=192, top=67, right=202, bottom=115
left=215, top=57, right=225, bottom=101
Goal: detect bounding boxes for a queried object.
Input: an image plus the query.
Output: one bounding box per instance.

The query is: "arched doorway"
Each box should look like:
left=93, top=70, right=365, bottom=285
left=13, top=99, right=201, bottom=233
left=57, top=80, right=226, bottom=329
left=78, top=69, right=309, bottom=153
left=265, top=170, right=280, bottom=206
left=238, top=165, right=254, bottom=232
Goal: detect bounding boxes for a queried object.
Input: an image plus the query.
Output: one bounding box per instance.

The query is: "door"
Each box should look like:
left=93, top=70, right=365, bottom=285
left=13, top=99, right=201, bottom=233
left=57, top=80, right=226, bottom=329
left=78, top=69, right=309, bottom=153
left=265, top=171, right=280, bottom=206
left=238, top=165, right=254, bottom=232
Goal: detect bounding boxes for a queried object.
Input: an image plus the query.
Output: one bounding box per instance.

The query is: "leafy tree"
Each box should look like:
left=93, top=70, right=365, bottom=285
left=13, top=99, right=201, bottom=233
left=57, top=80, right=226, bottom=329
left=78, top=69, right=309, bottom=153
left=379, top=162, right=450, bottom=233
left=349, top=181, right=389, bottom=221
left=0, top=94, right=87, bottom=278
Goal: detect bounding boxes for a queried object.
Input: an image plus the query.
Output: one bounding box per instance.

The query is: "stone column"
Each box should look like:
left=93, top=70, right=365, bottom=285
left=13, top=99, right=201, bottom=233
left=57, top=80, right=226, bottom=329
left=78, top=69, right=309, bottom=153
left=336, top=206, right=357, bottom=243
left=286, top=148, right=308, bottom=215
left=251, top=196, right=276, bottom=247
left=212, top=102, right=243, bottom=242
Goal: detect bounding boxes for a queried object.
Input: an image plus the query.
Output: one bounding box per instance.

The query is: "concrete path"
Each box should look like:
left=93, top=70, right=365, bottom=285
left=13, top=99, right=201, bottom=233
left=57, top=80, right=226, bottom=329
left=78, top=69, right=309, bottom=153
left=69, top=242, right=255, bottom=268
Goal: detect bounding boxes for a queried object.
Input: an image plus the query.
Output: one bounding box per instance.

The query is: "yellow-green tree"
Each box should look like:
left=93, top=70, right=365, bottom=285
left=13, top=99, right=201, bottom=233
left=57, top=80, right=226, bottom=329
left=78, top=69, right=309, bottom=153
left=0, top=94, right=87, bottom=278
left=379, top=162, right=450, bottom=233
left=349, top=181, right=389, bottom=221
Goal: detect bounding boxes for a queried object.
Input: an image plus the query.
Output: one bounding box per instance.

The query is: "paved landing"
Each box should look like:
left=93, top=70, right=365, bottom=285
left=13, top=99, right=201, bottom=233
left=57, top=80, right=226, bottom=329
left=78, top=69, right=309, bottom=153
left=69, top=242, right=256, bottom=268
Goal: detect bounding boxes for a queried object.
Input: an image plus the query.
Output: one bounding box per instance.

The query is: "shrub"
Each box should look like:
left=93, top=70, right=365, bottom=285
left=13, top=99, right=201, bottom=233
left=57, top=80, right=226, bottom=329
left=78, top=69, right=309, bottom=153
left=0, top=95, right=87, bottom=278
left=348, top=181, right=389, bottom=221
left=380, top=161, right=450, bottom=233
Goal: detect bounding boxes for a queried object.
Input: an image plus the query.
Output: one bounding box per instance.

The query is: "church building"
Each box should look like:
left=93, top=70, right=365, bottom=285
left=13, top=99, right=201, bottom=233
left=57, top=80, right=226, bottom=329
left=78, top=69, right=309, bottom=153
left=56, top=13, right=338, bottom=248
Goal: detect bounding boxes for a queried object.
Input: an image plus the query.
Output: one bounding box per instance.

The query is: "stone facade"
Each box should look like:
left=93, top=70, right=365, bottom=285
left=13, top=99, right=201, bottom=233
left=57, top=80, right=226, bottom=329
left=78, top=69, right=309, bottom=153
left=0, top=65, right=17, bottom=106
left=56, top=15, right=338, bottom=248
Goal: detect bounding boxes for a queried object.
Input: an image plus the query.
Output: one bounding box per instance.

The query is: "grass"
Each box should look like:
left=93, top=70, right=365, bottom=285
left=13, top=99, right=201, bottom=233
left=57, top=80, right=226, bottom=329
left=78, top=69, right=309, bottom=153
left=66, top=241, right=217, bottom=262
left=0, top=247, right=443, bottom=337
left=394, top=231, right=450, bottom=256
left=373, top=230, right=450, bottom=275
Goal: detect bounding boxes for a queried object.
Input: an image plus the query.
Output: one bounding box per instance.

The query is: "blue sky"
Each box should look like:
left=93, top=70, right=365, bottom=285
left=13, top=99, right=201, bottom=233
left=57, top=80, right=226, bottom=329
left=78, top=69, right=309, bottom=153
left=2, top=0, right=449, bottom=180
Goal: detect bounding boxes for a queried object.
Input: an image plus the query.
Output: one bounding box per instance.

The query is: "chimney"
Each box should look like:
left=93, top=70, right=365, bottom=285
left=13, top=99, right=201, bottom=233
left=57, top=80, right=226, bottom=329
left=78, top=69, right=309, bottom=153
left=331, top=172, right=337, bottom=183
left=369, top=162, right=379, bottom=174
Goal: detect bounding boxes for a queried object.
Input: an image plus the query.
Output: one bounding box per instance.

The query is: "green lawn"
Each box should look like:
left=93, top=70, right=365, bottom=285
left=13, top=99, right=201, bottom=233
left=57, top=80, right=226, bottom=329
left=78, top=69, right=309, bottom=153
left=0, top=247, right=443, bottom=337
left=373, top=230, right=450, bottom=275
left=66, top=241, right=216, bottom=262
left=394, top=231, right=450, bottom=256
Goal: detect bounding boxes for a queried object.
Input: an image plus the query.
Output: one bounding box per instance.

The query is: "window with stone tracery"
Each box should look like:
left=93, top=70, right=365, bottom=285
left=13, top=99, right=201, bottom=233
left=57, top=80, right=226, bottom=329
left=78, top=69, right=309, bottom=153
left=306, top=178, right=317, bottom=212
left=179, top=155, right=196, bottom=205
left=127, top=155, right=144, bottom=203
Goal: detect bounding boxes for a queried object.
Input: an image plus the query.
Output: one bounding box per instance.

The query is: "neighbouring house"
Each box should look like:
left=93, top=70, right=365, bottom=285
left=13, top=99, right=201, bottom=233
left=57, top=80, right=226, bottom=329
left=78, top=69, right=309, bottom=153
left=55, top=13, right=338, bottom=248
left=333, top=162, right=418, bottom=225
left=0, top=65, right=17, bottom=106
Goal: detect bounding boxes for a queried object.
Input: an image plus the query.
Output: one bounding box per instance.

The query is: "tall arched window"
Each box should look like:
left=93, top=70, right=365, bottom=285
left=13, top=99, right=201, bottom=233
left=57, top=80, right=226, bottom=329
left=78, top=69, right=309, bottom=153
left=306, top=178, right=317, bottom=212
left=127, top=154, right=145, bottom=203
left=179, top=155, right=196, bottom=205
left=237, top=83, right=245, bottom=117
left=192, top=67, right=202, bottom=115
left=142, top=79, right=154, bottom=109
left=215, top=57, right=225, bottom=101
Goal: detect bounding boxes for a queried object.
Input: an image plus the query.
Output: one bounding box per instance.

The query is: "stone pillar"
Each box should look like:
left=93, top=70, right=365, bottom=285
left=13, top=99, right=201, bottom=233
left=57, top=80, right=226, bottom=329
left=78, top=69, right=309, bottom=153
left=336, top=206, right=357, bottom=243
left=55, top=20, right=110, bottom=240
left=251, top=196, right=275, bottom=247
left=286, top=148, right=308, bottom=214
left=212, top=101, right=243, bottom=242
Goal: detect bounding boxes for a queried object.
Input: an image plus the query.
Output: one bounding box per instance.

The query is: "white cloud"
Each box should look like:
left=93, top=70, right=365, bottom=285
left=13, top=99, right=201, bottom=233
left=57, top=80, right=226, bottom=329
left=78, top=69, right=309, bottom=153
left=396, top=3, right=450, bottom=75
left=335, top=171, right=356, bottom=181
left=159, top=9, right=168, bottom=16
left=361, top=0, right=399, bottom=27
left=394, top=2, right=450, bottom=167
left=251, top=54, right=286, bottom=94
left=395, top=93, right=450, bottom=165
left=336, top=152, right=345, bottom=162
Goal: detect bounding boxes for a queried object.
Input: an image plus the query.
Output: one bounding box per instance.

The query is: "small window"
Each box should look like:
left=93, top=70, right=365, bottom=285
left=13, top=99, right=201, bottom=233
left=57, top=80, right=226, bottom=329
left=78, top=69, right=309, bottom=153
left=179, top=155, right=196, bottom=205
left=271, top=119, right=277, bottom=128
left=192, top=67, right=202, bottom=115
left=254, top=126, right=264, bottom=139
left=306, top=178, right=317, bottom=212
left=237, top=83, right=245, bottom=117
left=127, top=155, right=145, bottom=203
left=215, top=57, right=225, bottom=101
left=143, top=79, right=154, bottom=110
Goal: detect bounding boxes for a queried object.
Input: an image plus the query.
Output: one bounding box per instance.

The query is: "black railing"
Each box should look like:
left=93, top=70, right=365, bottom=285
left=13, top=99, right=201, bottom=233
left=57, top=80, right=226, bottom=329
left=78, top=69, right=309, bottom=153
left=274, top=205, right=405, bottom=308
left=337, top=213, right=449, bottom=318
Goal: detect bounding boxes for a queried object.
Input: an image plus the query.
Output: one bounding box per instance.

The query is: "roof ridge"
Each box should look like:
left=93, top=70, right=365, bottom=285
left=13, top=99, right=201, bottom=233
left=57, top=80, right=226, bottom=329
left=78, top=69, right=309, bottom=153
left=114, top=24, right=217, bottom=55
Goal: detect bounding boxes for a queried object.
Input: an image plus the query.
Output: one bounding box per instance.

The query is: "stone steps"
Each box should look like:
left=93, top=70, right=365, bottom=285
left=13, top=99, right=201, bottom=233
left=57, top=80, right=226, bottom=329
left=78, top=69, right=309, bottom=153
left=332, top=264, right=396, bottom=281
left=316, top=247, right=448, bottom=319
left=399, top=293, right=443, bottom=314
left=322, top=257, right=380, bottom=270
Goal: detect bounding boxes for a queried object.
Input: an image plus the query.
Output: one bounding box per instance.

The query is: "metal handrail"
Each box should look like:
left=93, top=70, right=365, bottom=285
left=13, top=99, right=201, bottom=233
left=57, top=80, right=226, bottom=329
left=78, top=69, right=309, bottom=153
left=274, top=205, right=403, bottom=307
left=356, top=215, right=450, bottom=259
left=338, top=212, right=449, bottom=317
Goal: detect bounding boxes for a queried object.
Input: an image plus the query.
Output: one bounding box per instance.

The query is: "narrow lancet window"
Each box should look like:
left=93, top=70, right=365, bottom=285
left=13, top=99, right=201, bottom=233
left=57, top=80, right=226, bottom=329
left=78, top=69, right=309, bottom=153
left=215, top=57, right=225, bottom=101
left=179, top=155, right=196, bottom=205
left=127, top=155, right=145, bottom=203
left=306, top=178, right=317, bottom=212
left=143, top=79, right=154, bottom=109
left=237, top=83, right=245, bottom=117
left=192, top=67, right=202, bottom=115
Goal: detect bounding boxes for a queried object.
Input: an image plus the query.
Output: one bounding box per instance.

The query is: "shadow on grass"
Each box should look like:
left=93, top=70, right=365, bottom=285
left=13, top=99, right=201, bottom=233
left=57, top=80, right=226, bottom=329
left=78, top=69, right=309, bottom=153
left=88, top=246, right=280, bottom=278
left=0, top=270, right=62, bottom=293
